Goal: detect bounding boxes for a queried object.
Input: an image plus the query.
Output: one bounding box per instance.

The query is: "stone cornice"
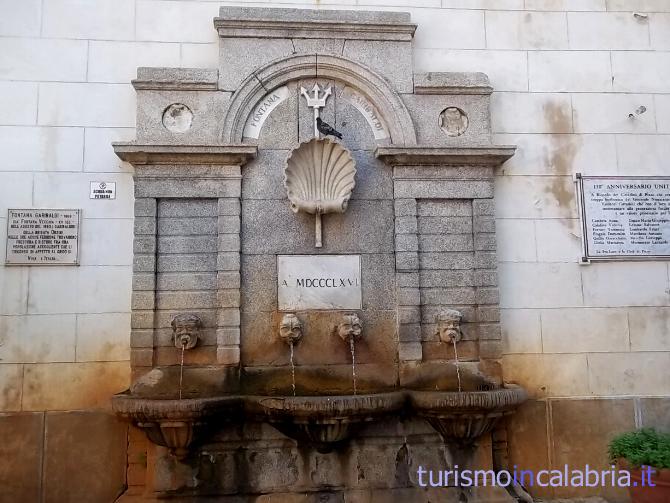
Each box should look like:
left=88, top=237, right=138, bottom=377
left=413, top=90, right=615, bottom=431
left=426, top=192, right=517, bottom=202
left=375, top=146, right=516, bottom=166
left=214, top=7, right=416, bottom=41
left=113, top=143, right=257, bottom=166
left=414, top=72, right=493, bottom=95
left=132, top=68, right=219, bottom=91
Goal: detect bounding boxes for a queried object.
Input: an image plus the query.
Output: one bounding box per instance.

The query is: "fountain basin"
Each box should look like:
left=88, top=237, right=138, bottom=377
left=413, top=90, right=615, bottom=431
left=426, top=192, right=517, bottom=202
left=245, top=392, right=405, bottom=453
left=112, top=392, right=241, bottom=459
left=408, top=385, right=527, bottom=447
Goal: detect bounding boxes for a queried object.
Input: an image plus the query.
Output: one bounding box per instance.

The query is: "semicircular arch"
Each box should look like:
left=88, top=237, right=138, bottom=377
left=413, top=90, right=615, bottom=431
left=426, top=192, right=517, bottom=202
left=222, top=54, right=416, bottom=146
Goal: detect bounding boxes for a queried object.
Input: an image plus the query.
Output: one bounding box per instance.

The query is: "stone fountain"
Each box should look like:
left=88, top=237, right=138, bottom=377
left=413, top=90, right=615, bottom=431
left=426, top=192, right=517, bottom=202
left=111, top=6, right=527, bottom=502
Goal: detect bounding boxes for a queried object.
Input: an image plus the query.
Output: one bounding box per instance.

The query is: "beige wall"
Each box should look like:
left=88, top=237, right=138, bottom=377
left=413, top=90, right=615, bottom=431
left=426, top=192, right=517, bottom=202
left=0, top=0, right=669, bottom=413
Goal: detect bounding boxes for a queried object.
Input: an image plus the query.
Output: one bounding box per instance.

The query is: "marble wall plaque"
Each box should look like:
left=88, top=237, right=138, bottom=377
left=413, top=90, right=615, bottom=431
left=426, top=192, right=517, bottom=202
left=243, top=85, right=290, bottom=139
left=578, top=175, right=670, bottom=260
left=278, top=255, right=362, bottom=310
left=5, top=209, right=80, bottom=265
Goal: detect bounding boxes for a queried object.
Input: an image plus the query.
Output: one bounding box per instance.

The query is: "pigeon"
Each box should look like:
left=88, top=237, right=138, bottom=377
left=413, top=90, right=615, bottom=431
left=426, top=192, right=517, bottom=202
left=316, top=117, right=343, bottom=139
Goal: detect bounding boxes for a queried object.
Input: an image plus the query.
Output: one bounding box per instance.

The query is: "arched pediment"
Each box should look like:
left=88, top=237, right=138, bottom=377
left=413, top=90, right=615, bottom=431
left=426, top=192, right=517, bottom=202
left=221, top=54, right=417, bottom=146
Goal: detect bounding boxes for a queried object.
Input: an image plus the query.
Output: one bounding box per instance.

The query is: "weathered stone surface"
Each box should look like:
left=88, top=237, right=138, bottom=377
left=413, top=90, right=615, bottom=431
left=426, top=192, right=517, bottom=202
left=43, top=412, right=127, bottom=503
left=550, top=399, right=634, bottom=501
left=0, top=413, right=43, bottom=503
left=242, top=199, right=394, bottom=254
left=343, top=40, right=413, bottom=94
left=639, top=397, right=670, bottom=433
left=241, top=310, right=397, bottom=367
left=136, top=89, right=231, bottom=145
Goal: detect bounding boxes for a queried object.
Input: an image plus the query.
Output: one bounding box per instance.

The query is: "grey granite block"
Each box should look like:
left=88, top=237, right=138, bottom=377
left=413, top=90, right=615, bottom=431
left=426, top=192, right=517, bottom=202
left=474, top=215, right=496, bottom=233
left=156, top=272, right=217, bottom=291
left=134, top=198, right=156, bottom=217
left=133, top=254, right=156, bottom=273
left=157, top=217, right=217, bottom=236
left=474, top=270, right=498, bottom=287
left=398, top=287, right=420, bottom=306
left=343, top=40, right=413, bottom=94
left=394, top=199, right=417, bottom=217
left=477, top=287, right=500, bottom=305
left=217, top=327, right=241, bottom=346
left=242, top=149, right=291, bottom=200
left=420, top=287, right=476, bottom=306
left=394, top=216, right=418, bottom=235
left=218, top=216, right=241, bottom=234
left=420, top=252, right=474, bottom=270
left=217, top=252, right=240, bottom=271
left=131, top=291, right=154, bottom=310
left=242, top=199, right=394, bottom=254
left=135, top=178, right=241, bottom=199
left=218, top=289, right=241, bottom=308
left=156, top=291, right=218, bottom=310
left=475, top=251, right=497, bottom=269
left=420, top=270, right=475, bottom=288
left=398, top=307, right=420, bottom=324
left=394, top=180, right=494, bottom=199
left=396, top=234, right=419, bottom=252
left=133, top=236, right=156, bottom=254
left=399, top=323, right=421, bottom=343
left=398, top=342, right=422, bottom=362
left=158, top=236, right=217, bottom=254
left=217, top=271, right=241, bottom=290
left=218, top=198, right=241, bottom=216
left=418, top=216, right=473, bottom=235
left=134, top=217, right=156, bottom=235
left=131, top=311, right=154, bottom=330
left=218, top=308, right=241, bottom=328
left=361, top=254, right=396, bottom=310
left=218, top=234, right=240, bottom=252
left=157, top=254, right=217, bottom=272
left=417, top=200, right=471, bottom=217
left=132, top=273, right=156, bottom=291
left=241, top=254, right=277, bottom=313
left=130, top=329, right=153, bottom=348
left=396, top=272, right=419, bottom=288
left=157, top=199, right=217, bottom=218
left=419, top=234, right=473, bottom=252
left=395, top=252, right=419, bottom=271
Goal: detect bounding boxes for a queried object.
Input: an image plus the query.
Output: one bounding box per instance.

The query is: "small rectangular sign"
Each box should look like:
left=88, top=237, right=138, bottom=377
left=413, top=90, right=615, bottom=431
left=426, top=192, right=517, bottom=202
left=278, top=255, right=362, bottom=311
left=89, top=181, right=116, bottom=199
left=6, top=209, right=81, bottom=265
left=577, top=175, right=670, bottom=261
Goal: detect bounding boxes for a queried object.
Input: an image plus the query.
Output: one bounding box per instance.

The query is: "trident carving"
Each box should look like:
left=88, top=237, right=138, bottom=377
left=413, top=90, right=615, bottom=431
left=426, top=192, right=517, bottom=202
left=300, top=83, right=332, bottom=138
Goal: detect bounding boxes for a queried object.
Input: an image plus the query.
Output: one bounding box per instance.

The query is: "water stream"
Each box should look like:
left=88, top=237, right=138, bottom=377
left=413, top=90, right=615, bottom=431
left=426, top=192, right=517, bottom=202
left=179, top=343, right=186, bottom=400
left=289, top=340, right=297, bottom=397
left=349, top=336, right=357, bottom=395
left=452, top=339, right=462, bottom=393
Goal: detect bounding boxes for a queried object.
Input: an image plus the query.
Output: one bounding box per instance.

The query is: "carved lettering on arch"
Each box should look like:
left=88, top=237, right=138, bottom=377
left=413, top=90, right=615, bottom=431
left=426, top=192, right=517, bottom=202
left=242, top=85, right=290, bottom=139
left=340, top=86, right=390, bottom=140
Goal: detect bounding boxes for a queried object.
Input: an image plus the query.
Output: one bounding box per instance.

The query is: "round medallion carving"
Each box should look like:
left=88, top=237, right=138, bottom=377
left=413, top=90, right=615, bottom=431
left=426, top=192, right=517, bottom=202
left=162, top=103, right=193, bottom=133
left=439, top=107, right=468, bottom=137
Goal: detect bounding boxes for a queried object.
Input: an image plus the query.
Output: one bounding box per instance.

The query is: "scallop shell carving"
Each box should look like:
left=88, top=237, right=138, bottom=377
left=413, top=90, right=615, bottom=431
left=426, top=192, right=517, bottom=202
left=284, top=138, right=356, bottom=216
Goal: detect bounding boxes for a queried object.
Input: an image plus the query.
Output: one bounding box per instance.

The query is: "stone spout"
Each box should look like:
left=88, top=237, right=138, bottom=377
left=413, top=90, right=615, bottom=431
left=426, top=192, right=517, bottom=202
left=171, top=313, right=201, bottom=350
left=335, top=312, right=363, bottom=343
left=279, top=313, right=303, bottom=345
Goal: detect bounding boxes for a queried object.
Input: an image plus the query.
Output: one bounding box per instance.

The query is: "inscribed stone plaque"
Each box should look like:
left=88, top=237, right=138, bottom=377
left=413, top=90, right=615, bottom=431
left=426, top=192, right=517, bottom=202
left=278, top=255, right=362, bottom=310
left=89, top=181, right=116, bottom=199
left=577, top=175, right=670, bottom=260
left=5, top=209, right=80, bottom=265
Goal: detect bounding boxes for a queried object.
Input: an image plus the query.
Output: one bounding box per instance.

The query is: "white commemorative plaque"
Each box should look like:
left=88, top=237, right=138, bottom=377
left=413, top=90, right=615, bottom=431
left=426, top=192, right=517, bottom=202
left=89, top=181, right=116, bottom=199
left=5, top=209, right=81, bottom=265
left=278, top=255, right=362, bottom=310
left=577, top=175, right=670, bottom=261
